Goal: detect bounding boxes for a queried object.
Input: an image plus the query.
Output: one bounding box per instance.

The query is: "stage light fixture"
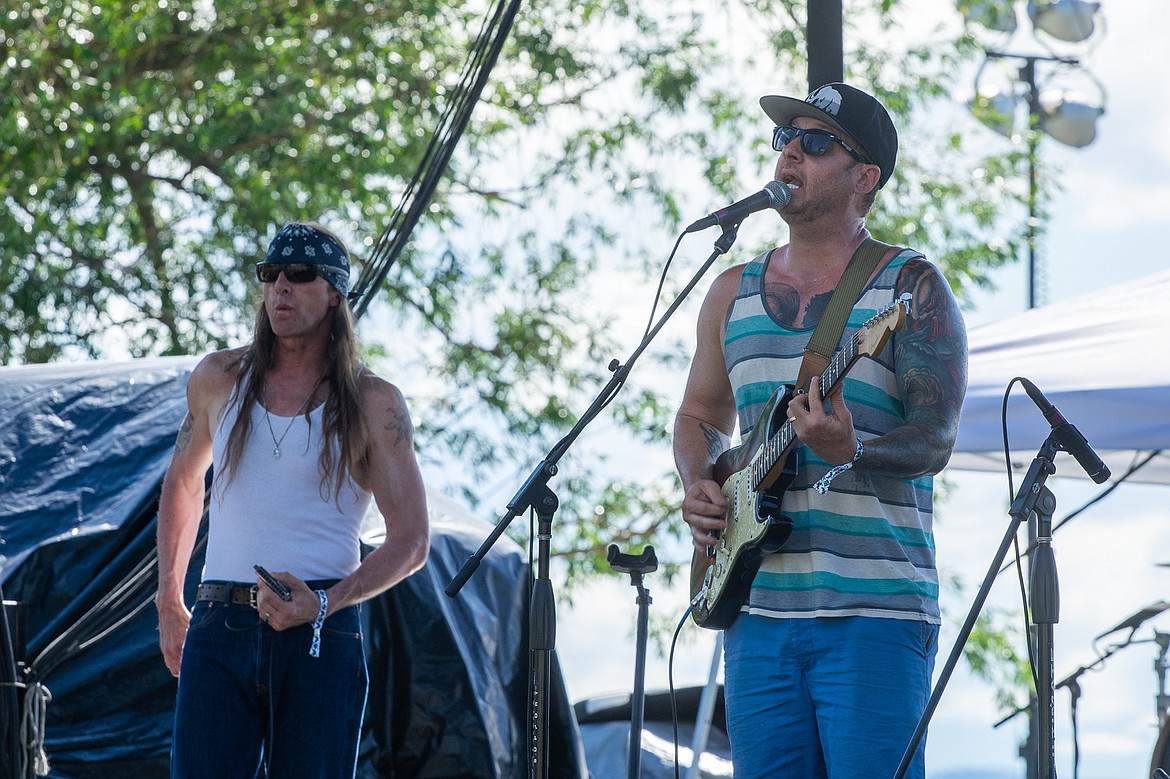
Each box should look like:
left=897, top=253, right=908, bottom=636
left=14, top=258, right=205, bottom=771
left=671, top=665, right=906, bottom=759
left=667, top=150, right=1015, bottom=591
left=969, top=86, right=1021, bottom=138
left=964, top=2, right=1105, bottom=310
left=1027, top=0, right=1100, bottom=43
left=1037, top=89, right=1105, bottom=147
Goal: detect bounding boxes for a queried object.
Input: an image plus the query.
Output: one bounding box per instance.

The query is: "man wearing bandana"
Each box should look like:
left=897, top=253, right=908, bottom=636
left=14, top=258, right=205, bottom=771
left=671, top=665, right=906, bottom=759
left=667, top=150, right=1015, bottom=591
left=156, top=221, right=430, bottom=778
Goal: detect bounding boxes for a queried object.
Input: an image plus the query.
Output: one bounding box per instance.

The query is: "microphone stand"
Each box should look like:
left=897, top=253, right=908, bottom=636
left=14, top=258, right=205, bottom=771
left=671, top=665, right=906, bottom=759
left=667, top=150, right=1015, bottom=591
left=894, top=434, right=1062, bottom=779
left=445, top=222, right=744, bottom=779
left=607, top=544, right=659, bottom=779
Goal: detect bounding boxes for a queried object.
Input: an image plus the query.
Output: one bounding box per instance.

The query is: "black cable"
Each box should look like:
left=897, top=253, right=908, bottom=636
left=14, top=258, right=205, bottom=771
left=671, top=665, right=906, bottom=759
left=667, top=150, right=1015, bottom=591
left=349, top=0, right=524, bottom=321
left=1000, top=378, right=1040, bottom=691
left=643, top=232, right=688, bottom=339
left=668, top=603, right=694, bottom=779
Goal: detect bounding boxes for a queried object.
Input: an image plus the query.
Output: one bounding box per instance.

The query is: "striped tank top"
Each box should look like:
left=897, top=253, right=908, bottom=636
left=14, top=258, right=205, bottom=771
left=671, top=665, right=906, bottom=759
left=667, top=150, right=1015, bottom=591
left=723, top=248, right=939, bottom=624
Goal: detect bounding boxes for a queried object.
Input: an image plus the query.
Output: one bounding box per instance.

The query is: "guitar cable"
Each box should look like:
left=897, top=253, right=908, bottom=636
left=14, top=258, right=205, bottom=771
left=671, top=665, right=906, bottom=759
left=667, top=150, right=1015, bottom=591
left=668, top=601, right=698, bottom=779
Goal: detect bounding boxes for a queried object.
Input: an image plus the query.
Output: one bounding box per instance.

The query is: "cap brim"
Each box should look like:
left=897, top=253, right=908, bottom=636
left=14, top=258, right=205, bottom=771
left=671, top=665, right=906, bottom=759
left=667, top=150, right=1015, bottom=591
left=760, top=95, right=853, bottom=141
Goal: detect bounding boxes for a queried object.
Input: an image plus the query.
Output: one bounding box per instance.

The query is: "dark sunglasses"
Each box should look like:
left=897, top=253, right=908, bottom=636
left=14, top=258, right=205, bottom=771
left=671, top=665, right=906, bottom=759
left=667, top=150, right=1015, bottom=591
left=256, top=263, right=323, bottom=284
left=772, top=125, right=869, bottom=164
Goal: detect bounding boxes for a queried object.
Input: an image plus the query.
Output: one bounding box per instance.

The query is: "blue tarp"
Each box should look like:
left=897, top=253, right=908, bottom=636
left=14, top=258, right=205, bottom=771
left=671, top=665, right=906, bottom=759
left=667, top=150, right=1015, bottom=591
left=0, top=357, right=586, bottom=778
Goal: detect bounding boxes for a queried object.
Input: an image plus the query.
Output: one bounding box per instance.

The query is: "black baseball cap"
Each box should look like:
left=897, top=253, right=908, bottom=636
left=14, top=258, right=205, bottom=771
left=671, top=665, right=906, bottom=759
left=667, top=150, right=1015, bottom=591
left=760, top=83, right=898, bottom=189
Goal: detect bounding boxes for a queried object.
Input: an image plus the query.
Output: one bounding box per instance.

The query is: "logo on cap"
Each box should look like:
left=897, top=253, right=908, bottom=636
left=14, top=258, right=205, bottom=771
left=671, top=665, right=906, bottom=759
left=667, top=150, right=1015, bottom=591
left=807, top=86, right=844, bottom=118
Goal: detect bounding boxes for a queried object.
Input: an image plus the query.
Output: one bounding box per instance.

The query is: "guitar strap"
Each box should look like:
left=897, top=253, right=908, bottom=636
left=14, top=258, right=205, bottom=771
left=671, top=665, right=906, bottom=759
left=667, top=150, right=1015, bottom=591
left=794, top=237, right=897, bottom=390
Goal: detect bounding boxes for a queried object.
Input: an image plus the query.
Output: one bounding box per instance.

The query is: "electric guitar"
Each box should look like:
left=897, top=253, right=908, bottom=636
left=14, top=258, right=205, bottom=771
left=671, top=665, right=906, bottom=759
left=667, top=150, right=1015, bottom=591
left=689, top=293, right=911, bottom=630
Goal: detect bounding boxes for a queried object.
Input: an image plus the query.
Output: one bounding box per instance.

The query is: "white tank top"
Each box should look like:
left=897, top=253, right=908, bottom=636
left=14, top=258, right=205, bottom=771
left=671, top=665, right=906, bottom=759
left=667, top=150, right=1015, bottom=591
left=203, top=390, right=372, bottom=582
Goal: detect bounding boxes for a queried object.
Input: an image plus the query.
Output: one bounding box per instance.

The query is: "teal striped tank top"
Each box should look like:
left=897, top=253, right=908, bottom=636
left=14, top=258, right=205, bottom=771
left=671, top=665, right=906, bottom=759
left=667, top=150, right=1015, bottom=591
left=723, top=248, right=939, bottom=624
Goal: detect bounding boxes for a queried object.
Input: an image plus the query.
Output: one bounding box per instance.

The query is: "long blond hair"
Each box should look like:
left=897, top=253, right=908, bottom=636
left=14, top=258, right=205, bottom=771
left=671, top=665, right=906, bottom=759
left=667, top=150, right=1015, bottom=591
left=219, top=223, right=370, bottom=503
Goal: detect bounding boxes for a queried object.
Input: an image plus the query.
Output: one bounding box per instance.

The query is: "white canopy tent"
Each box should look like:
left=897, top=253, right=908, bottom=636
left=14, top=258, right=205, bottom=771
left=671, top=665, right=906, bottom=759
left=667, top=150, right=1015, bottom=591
left=948, top=269, right=1170, bottom=486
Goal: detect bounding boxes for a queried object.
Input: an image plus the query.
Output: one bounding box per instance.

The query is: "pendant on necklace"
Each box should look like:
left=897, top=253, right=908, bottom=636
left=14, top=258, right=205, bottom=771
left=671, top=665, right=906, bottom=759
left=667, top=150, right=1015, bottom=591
left=273, top=446, right=282, bottom=460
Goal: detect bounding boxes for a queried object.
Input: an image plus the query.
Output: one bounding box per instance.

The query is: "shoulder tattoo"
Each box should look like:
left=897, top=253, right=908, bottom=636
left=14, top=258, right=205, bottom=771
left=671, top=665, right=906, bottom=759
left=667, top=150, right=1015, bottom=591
left=384, top=403, right=414, bottom=448
left=893, top=261, right=968, bottom=421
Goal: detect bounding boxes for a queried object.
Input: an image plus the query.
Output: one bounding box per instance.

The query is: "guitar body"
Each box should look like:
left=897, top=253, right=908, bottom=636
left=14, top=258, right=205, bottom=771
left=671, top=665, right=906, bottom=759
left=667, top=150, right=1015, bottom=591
left=689, top=386, right=798, bottom=630
left=686, top=294, right=911, bottom=630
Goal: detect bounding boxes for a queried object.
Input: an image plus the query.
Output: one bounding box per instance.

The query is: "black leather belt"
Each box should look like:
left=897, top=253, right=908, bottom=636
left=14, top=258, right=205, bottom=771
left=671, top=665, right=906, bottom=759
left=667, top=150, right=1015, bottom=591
left=196, top=582, right=258, bottom=608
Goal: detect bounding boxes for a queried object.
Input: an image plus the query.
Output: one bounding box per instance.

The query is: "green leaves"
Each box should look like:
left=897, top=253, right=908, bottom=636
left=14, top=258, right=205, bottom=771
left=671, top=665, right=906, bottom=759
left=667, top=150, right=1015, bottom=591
left=3, top=1, right=1033, bottom=601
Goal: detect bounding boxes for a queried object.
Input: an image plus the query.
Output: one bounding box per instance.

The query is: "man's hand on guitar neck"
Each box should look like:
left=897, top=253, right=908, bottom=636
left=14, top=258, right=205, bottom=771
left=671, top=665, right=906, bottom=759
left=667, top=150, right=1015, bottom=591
left=680, top=479, right=728, bottom=552
left=786, top=375, right=860, bottom=467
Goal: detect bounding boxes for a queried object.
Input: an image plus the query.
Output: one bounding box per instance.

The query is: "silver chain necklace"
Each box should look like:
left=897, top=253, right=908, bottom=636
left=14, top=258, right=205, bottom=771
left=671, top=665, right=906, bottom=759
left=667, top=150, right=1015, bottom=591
left=262, top=376, right=325, bottom=459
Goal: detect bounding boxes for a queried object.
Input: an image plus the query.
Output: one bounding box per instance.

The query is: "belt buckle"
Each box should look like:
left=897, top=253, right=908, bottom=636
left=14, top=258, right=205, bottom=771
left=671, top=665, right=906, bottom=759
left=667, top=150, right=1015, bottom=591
left=248, top=585, right=258, bottom=610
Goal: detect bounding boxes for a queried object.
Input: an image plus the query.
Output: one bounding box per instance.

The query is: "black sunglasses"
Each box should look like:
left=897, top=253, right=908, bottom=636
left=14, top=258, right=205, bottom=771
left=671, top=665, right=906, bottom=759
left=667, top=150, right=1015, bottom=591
left=772, top=125, right=869, bottom=164
left=256, top=263, right=323, bottom=284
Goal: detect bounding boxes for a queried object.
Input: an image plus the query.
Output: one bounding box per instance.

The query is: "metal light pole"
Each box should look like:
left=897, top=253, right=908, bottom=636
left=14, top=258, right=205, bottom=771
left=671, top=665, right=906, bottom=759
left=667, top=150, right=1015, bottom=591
left=985, top=51, right=1080, bottom=309
left=967, top=3, right=1105, bottom=310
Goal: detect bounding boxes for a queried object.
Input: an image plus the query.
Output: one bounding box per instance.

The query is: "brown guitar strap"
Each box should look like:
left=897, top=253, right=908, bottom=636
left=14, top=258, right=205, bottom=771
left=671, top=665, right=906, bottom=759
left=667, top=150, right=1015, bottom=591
left=794, top=237, right=897, bottom=390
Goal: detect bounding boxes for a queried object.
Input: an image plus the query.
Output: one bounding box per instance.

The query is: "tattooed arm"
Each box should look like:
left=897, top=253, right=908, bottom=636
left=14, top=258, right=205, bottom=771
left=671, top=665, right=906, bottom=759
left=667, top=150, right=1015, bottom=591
left=863, top=258, right=968, bottom=478
left=673, top=266, right=743, bottom=551
left=322, top=375, right=429, bottom=615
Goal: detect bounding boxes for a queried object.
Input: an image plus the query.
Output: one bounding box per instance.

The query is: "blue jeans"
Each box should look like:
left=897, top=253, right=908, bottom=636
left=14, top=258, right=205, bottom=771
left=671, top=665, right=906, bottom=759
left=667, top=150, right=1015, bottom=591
left=723, top=614, right=938, bottom=779
left=171, top=585, right=368, bottom=779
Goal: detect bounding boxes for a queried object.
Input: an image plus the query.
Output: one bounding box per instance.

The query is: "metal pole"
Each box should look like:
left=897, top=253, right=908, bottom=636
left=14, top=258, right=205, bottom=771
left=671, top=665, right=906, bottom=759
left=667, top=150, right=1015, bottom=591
left=807, top=0, right=844, bottom=91
left=1022, top=58, right=1039, bottom=309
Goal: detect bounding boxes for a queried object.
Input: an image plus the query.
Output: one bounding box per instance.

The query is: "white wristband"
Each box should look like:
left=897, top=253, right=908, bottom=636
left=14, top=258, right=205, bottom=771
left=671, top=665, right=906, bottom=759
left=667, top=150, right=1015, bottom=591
left=812, top=437, right=864, bottom=495
left=309, top=589, right=328, bottom=658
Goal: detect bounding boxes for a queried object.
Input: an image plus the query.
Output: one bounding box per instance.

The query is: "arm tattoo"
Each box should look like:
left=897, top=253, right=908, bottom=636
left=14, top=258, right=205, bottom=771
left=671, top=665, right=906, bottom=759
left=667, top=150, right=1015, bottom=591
left=173, top=412, right=194, bottom=455
left=864, top=259, right=968, bottom=477
left=699, top=422, right=728, bottom=461
left=384, top=404, right=414, bottom=448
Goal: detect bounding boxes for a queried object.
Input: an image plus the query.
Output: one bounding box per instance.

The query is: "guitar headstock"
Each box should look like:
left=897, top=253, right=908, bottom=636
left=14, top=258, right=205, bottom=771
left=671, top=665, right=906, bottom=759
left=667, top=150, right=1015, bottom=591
left=855, top=293, right=911, bottom=358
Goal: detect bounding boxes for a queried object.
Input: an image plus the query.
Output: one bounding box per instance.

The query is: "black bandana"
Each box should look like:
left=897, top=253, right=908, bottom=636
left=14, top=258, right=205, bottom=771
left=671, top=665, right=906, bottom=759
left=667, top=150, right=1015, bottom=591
left=263, top=223, right=350, bottom=295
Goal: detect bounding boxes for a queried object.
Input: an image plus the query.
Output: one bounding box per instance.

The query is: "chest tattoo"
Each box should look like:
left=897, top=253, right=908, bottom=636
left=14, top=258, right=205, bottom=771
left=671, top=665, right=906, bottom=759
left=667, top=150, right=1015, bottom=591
left=763, top=283, right=834, bottom=329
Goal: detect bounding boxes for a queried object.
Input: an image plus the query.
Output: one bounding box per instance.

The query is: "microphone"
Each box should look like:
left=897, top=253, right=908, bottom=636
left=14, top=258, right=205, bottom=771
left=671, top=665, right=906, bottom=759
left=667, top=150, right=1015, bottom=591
left=685, top=181, right=791, bottom=233
left=1020, top=377, right=1111, bottom=483
left=1093, top=600, right=1170, bottom=640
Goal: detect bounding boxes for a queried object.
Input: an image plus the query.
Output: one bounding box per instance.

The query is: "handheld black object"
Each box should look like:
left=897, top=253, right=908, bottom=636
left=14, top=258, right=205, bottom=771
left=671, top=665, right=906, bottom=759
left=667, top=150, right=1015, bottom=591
left=254, top=564, right=292, bottom=601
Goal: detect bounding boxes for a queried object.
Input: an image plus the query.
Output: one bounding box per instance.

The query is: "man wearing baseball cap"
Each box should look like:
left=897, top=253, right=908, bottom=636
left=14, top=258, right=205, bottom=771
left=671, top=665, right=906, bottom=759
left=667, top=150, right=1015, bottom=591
left=674, top=83, right=967, bottom=778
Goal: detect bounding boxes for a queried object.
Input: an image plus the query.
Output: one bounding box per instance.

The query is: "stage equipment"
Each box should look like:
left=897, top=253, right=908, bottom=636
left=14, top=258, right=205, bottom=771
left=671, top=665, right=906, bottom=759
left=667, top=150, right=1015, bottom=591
left=894, top=376, right=1105, bottom=779
left=961, top=0, right=1106, bottom=309
left=446, top=202, right=756, bottom=778
left=606, top=544, right=659, bottom=779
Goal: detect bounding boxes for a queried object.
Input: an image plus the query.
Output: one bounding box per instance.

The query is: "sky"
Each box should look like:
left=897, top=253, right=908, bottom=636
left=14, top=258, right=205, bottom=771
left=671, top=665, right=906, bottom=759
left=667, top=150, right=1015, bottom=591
left=545, top=3, right=1170, bottom=778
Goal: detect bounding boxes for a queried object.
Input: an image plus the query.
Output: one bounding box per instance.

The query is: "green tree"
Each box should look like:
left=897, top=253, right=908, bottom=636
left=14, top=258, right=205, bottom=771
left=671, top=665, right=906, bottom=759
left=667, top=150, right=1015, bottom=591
left=1, top=0, right=1032, bottom=600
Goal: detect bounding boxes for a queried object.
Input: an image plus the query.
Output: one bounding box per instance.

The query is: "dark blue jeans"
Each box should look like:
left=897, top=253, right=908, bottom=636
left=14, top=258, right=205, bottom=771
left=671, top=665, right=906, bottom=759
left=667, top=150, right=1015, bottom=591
left=171, top=586, right=368, bottom=779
